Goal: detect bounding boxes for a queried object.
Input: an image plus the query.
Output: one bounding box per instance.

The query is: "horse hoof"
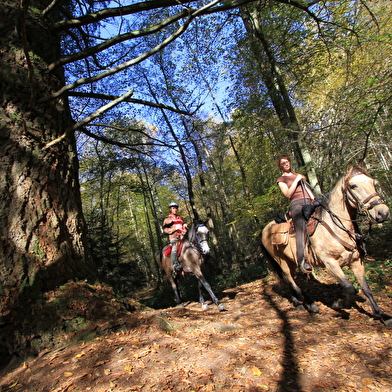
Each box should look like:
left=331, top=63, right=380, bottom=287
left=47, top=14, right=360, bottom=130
left=201, top=303, right=209, bottom=310
left=381, top=315, right=392, bottom=327
left=218, top=303, right=226, bottom=311
left=332, top=299, right=343, bottom=310
left=306, top=303, right=319, bottom=314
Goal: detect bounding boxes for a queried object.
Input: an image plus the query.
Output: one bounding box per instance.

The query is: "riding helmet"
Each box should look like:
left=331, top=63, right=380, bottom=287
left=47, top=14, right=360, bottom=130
left=169, top=202, right=179, bottom=208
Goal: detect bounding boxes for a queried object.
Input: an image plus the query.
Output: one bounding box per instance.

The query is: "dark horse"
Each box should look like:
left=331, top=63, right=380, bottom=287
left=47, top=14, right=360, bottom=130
left=156, top=221, right=225, bottom=311
left=261, top=164, right=391, bottom=325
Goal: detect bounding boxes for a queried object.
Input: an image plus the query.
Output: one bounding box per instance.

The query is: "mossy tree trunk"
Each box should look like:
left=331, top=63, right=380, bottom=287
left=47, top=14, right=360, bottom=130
left=0, top=0, right=93, bottom=319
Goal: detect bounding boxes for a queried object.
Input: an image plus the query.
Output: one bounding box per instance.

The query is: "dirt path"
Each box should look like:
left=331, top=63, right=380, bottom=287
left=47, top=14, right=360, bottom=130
left=1, top=275, right=392, bottom=392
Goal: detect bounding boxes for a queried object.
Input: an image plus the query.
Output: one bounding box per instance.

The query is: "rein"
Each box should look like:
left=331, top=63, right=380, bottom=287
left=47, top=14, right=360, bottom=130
left=316, top=177, right=385, bottom=254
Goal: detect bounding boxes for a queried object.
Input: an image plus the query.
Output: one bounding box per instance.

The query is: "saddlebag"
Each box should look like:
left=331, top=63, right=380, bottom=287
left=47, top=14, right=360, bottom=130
left=271, top=221, right=291, bottom=247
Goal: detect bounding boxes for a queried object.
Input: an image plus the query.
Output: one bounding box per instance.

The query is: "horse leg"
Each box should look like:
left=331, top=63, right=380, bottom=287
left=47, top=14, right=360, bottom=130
left=195, top=273, right=225, bottom=311
left=168, top=274, right=183, bottom=307
left=198, top=280, right=209, bottom=310
left=280, top=271, right=319, bottom=313
left=324, top=260, right=356, bottom=310
left=350, top=260, right=392, bottom=325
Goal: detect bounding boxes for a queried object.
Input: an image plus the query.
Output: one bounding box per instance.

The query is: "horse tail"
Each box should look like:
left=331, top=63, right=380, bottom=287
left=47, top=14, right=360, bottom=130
left=260, top=241, right=286, bottom=282
left=155, top=249, right=163, bottom=268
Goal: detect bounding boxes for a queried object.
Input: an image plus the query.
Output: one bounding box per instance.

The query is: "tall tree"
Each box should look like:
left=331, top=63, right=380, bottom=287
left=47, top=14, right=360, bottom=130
left=0, top=0, right=94, bottom=314
left=0, top=0, right=263, bottom=315
left=240, top=2, right=321, bottom=190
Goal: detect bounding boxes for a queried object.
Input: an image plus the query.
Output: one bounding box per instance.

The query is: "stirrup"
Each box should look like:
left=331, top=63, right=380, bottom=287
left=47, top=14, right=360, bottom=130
left=299, top=260, right=312, bottom=274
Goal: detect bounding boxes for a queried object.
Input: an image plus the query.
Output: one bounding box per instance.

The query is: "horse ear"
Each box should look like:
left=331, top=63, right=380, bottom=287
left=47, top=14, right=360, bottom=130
left=345, top=162, right=354, bottom=174
left=358, top=159, right=367, bottom=170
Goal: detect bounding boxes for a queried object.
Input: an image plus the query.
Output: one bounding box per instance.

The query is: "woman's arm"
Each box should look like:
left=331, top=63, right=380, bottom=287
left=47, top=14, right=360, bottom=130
left=278, top=174, right=303, bottom=199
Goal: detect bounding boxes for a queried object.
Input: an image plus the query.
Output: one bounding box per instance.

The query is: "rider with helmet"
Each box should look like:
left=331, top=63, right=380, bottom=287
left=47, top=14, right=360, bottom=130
left=163, top=202, right=188, bottom=272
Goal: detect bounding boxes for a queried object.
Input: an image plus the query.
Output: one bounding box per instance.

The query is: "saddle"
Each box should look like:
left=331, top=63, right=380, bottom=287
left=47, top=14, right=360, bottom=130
left=271, top=208, right=320, bottom=247
left=163, top=241, right=184, bottom=257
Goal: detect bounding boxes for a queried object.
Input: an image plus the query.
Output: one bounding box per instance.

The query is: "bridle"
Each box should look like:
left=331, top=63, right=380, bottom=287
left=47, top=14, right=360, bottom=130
left=315, top=176, right=386, bottom=255
left=343, top=180, right=386, bottom=220
left=194, top=223, right=210, bottom=254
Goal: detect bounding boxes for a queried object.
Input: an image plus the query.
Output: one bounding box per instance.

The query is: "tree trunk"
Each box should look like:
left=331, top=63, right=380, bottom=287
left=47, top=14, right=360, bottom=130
left=0, top=0, right=93, bottom=323
left=241, top=5, right=321, bottom=192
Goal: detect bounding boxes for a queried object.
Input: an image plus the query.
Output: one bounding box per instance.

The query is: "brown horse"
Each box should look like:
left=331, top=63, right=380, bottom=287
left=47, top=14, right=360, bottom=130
left=156, top=221, right=225, bottom=311
left=261, top=164, right=391, bottom=325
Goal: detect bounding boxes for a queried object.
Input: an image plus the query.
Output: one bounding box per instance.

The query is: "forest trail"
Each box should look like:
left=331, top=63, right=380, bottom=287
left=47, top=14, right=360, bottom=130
left=1, top=272, right=391, bottom=392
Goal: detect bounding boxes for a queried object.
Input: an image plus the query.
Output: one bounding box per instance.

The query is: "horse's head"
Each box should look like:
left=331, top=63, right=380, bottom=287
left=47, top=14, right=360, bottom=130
left=344, top=166, right=390, bottom=223
left=195, top=223, right=210, bottom=255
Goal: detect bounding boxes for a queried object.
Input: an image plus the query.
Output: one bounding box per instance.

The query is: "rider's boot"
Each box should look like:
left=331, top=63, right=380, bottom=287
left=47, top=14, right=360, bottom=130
left=299, top=259, right=312, bottom=273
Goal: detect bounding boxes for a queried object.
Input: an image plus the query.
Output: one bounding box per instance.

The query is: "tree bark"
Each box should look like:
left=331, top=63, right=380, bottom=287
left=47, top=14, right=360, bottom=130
left=0, top=0, right=93, bottom=316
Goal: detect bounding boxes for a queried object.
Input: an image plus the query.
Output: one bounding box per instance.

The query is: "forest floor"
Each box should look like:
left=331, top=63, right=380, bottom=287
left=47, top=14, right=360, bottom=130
left=1, top=224, right=392, bottom=392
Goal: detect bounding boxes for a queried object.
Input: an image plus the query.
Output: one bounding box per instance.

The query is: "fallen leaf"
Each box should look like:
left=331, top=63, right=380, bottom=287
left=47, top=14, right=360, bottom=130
left=362, top=378, right=372, bottom=386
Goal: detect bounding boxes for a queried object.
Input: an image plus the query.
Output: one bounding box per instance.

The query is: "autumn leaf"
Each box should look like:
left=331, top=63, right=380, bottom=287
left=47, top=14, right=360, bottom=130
left=63, top=372, right=73, bottom=377
left=362, top=378, right=373, bottom=386
left=252, top=366, right=262, bottom=376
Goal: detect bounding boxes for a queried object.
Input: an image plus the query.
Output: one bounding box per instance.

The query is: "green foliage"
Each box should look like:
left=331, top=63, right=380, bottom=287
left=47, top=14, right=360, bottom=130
left=76, top=0, right=392, bottom=303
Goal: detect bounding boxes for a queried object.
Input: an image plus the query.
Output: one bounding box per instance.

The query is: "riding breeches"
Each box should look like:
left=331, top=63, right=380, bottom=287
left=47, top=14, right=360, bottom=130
left=170, top=238, right=178, bottom=263
left=291, top=198, right=311, bottom=262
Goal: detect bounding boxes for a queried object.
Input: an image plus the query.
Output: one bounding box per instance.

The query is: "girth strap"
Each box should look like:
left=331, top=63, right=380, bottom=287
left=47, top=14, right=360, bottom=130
left=319, top=221, right=356, bottom=251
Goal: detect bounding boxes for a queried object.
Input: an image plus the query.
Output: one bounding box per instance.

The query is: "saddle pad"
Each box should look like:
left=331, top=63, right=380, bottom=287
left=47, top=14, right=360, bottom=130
left=163, top=241, right=183, bottom=257
left=307, top=217, right=319, bottom=236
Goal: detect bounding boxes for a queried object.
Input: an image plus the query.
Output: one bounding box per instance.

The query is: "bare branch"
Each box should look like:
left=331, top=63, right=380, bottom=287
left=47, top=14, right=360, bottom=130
left=53, top=0, right=196, bottom=31
left=40, top=13, right=196, bottom=102
left=43, top=88, right=134, bottom=149
left=87, top=123, right=174, bottom=148
left=49, top=10, right=189, bottom=71
left=41, top=0, right=223, bottom=103
left=52, top=0, right=260, bottom=31
left=42, top=0, right=62, bottom=16
left=68, top=91, right=201, bottom=116
left=81, top=127, right=160, bottom=152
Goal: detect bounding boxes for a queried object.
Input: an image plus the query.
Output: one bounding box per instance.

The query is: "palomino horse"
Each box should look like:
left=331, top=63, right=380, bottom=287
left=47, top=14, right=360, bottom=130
left=156, top=221, right=225, bottom=311
left=261, top=164, right=391, bottom=325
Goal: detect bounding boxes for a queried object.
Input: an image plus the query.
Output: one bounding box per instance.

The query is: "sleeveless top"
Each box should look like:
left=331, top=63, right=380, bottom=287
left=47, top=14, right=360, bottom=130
left=277, top=173, right=312, bottom=202
left=166, top=214, right=186, bottom=235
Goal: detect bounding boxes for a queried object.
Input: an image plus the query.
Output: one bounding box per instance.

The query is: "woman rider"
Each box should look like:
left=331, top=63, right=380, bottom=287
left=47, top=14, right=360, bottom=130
left=276, top=155, right=315, bottom=273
